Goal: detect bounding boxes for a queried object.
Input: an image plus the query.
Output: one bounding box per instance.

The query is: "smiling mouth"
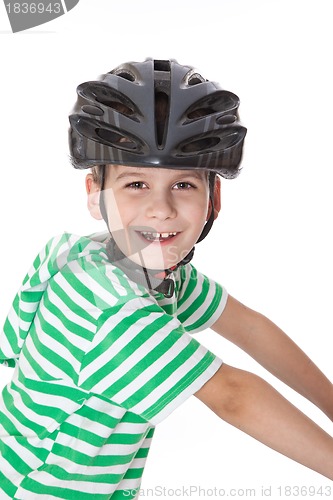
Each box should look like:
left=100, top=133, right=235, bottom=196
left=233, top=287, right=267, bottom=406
left=139, top=231, right=178, bottom=242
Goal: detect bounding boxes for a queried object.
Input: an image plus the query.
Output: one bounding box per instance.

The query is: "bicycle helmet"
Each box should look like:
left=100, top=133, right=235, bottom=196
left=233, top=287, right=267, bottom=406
left=69, top=58, right=246, bottom=179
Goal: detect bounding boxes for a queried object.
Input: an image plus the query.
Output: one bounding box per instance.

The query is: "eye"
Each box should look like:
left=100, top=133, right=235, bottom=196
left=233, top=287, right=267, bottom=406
left=173, top=181, right=194, bottom=190
left=126, top=181, right=147, bottom=190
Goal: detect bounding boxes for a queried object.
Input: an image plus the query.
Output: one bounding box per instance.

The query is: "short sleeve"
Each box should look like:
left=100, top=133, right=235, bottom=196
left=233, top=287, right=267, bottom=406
left=78, top=295, right=222, bottom=425
left=176, top=264, right=228, bottom=333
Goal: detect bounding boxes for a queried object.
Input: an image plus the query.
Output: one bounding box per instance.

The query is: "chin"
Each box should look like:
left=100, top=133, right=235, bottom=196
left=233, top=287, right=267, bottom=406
left=129, top=248, right=181, bottom=271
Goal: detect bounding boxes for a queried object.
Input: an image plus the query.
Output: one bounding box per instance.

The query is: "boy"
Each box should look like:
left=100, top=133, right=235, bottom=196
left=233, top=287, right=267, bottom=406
left=0, top=58, right=332, bottom=499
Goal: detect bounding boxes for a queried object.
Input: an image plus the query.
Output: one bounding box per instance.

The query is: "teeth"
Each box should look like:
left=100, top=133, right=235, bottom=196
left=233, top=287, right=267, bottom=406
left=141, top=231, right=177, bottom=239
left=161, top=232, right=176, bottom=238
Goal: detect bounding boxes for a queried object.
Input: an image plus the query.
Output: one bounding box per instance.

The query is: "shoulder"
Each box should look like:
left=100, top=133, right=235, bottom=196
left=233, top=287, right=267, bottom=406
left=53, top=232, right=154, bottom=307
left=176, top=263, right=224, bottom=303
left=175, top=263, right=228, bottom=333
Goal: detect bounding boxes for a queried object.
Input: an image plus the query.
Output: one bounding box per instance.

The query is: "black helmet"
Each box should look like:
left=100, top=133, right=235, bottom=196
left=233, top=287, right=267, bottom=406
left=69, top=58, right=246, bottom=179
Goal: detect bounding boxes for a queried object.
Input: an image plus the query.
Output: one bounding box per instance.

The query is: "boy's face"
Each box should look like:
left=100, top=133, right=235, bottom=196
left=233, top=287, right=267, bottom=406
left=86, top=165, right=219, bottom=270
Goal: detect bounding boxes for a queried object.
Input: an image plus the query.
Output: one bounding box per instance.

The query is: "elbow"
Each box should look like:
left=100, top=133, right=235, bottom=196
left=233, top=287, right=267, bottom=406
left=206, top=365, right=262, bottom=425
left=215, top=374, right=248, bottom=423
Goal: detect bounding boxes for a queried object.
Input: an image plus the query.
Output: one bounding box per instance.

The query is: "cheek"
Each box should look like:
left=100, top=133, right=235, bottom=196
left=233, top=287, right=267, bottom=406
left=184, top=195, right=209, bottom=221
left=105, top=190, right=139, bottom=229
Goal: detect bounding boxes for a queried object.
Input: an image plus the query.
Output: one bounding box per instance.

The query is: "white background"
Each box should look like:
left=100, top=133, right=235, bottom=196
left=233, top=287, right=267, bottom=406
left=0, top=0, right=332, bottom=495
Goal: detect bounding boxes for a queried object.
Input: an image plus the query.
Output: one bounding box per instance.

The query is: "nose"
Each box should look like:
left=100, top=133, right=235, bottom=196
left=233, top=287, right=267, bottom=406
left=145, top=190, right=177, bottom=221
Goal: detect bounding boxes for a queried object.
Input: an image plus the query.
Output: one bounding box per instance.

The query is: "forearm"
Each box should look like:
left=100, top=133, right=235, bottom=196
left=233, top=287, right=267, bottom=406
left=196, top=364, right=333, bottom=480
left=243, top=313, right=333, bottom=419
left=213, top=296, right=333, bottom=420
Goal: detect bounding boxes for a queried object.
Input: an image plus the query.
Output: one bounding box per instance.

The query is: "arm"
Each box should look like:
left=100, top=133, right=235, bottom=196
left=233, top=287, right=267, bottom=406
left=195, top=364, right=333, bottom=480
left=211, top=295, right=333, bottom=421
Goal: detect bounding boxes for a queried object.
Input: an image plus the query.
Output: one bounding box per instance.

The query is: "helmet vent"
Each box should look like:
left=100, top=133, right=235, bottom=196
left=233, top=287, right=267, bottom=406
left=181, top=137, right=220, bottom=153
left=155, top=91, right=170, bottom=148
left=82, top=105, right=104, bottom=116
left=187, top=72, right=205, bottom=86
left=216, top=114, right=237, bottom=125
left=81, top=83, right=141, bottom=121
left=96, top=128, right=138, bottom=151
left=187, top=107, right=214, bottom=119
left=97, top=96, right=135, bottom=118
left=107, top=101, right=134, bottom=117
left=154, top=60, right=171, bottom=72
left=184, top=91, right=239, bottom=123
left=112, top=68, right=136, bottom=82
left=177, top=128, right=245, bottom=157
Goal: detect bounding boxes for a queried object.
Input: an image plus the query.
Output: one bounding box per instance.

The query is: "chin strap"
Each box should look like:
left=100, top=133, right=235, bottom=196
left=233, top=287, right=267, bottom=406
left=105, top=238, right=176, bottom=298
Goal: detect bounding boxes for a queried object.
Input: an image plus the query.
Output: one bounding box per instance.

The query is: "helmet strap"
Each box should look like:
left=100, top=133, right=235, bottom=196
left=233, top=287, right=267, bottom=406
left=196, top=172, right=216, bottom=243
left=99, top=165, right=110, bottom=231
left=105, top=237, right=175, bottom=298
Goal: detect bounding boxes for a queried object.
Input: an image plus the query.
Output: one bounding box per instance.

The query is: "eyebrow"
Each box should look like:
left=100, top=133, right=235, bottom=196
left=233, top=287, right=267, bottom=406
left=115, top=170, right=149, bottom=181
left=114, top=169, right=206, bottom=181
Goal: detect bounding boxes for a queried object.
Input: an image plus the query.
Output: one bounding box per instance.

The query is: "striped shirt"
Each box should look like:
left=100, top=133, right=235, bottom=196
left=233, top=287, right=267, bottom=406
left=0, top=232, right=227, bottom=499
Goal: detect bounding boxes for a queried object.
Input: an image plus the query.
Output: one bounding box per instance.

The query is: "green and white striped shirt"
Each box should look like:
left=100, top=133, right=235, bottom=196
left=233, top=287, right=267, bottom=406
left=0, top=232, right=227, bottom=499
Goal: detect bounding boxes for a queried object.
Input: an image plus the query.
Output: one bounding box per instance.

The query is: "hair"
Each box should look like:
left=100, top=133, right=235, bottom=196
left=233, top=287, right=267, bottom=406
left=91, top=164, right=105, bottom=185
